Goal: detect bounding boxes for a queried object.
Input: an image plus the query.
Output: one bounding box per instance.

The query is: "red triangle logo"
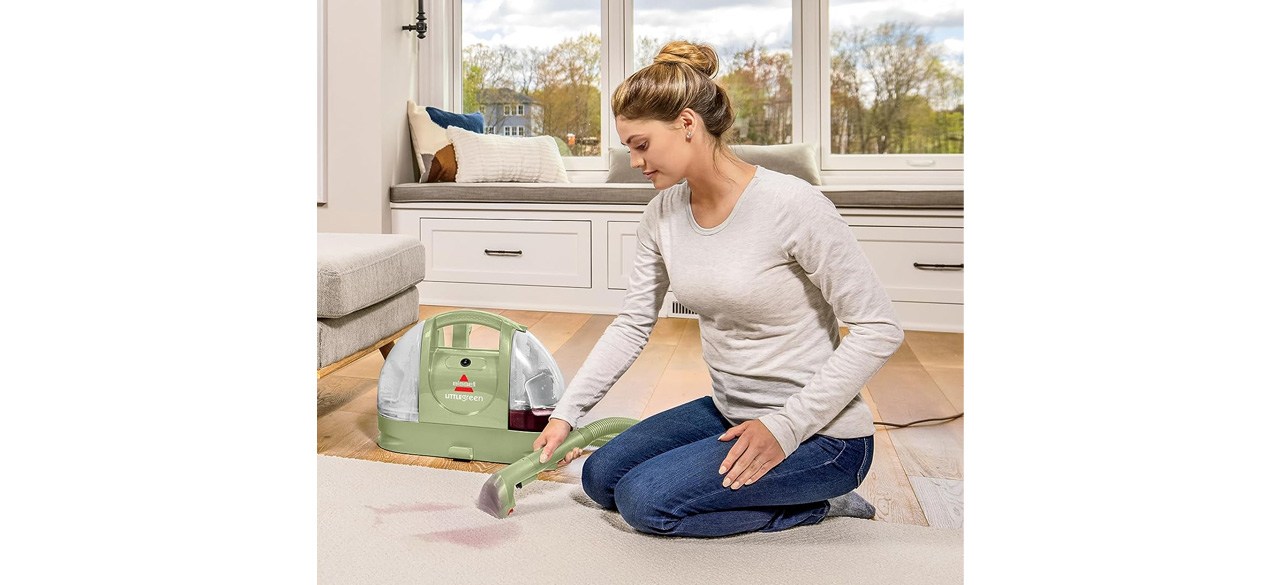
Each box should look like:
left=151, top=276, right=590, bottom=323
left=454, top=374, right=474, bottom=393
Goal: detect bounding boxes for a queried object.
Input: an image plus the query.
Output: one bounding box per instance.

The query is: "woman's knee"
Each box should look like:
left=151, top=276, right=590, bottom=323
left=581, top=445, right=623, bottom=509
left=580, top=425, right=668, bottom=509
left=613, top=468, right=678, bottom=535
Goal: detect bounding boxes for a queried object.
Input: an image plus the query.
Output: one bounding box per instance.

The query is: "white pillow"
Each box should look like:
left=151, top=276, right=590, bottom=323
left=406, top=100, right=452, bottom=181
left=446, top=126, right=569, bottom=183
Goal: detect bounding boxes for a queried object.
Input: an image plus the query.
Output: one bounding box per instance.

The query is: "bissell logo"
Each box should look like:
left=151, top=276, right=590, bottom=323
left=446, top=374, right=484, bottom=402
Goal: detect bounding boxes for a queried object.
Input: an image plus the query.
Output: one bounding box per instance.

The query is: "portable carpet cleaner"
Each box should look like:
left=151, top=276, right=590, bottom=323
left=376, top=309, right=637, bottom=518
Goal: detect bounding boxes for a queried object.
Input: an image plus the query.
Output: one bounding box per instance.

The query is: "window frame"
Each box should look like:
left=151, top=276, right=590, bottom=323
left=817, top=0, right=963, bottom=172
left=432, top=0, right=962, bottom=185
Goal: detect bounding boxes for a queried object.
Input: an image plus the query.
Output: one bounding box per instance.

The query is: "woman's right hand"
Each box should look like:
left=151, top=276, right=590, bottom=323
left=532, top=418, right=582, bottom=467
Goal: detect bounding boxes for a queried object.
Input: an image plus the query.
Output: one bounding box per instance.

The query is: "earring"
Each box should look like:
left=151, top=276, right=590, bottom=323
left=686, top=132, right=693, bottom=140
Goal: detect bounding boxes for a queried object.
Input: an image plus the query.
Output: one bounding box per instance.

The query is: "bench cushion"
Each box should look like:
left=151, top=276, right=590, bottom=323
left=317, top=286, right=420, bottom=368
left=389, top=182, right=963, bottom=209
left=318, top=233, right=425, bottom=319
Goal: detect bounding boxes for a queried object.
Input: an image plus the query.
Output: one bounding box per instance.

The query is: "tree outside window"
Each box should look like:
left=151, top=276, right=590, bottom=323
left=829, top=1, right=963, bottom=155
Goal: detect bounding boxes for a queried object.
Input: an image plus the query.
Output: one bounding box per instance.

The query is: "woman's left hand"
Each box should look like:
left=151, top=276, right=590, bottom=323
left=717, top=419, right=785, bottom=490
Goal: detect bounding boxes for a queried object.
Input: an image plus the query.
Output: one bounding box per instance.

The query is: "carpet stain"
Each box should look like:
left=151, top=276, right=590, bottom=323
left=367, top=501, right=463, bottom=527
left=416, top=524, right=520, bottom=549
left=367, top=502, right=462, bottom=514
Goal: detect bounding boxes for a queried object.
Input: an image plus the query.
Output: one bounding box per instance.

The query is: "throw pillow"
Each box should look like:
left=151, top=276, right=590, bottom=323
left=447, top=126, right=569, bottom=183
left=607, top=148, right=649, bottom=183
left=730, top=143, right=822, bottom=185
left=426, top=106, right=484, bottom=134
left=406, top=100, right=457, bottom=182
left=421, top=143, right=457, bottom=183
left=604, top=143, right=822, bottom=185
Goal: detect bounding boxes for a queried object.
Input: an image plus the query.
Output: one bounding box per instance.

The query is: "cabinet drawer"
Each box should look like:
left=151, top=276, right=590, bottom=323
left=853, top=226, right=963, bottom=304
left=418, top=218, right=591, bottom=288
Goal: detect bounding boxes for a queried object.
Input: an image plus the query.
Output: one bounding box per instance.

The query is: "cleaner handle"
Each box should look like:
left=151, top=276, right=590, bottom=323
left=505, top=417, right=636, bottom=482
left=431, top=309, right=527, bottom=333
left=476, top=417, right=639, bottom=519
left=543, top=417, right=637, bottom=463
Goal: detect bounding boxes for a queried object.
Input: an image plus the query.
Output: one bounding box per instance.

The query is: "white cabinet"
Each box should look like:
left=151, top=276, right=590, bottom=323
left=392, top=203, right=963, bottom=332
left=849, top=222, right=963, bottom=333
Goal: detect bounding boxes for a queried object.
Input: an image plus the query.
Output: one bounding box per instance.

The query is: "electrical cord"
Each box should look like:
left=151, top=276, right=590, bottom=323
left=873, top=412, right=963, bottom=428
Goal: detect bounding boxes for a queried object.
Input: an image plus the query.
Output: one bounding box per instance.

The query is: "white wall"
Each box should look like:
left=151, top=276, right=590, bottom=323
left=318, top=0, right=419, bottom=234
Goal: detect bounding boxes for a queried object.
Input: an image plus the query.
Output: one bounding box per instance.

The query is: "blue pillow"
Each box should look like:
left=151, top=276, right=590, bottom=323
left=426, top=106, right=484, bottom=134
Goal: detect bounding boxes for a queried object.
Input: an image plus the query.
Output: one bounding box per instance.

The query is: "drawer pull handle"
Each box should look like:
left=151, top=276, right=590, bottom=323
left=485, top=249, right=523, bottom=257
left=913, top=262, right=963, bottom=271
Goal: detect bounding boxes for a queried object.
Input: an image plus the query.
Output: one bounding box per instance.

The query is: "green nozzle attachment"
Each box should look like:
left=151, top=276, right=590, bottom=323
left=476, top=417, right=637, bottom=519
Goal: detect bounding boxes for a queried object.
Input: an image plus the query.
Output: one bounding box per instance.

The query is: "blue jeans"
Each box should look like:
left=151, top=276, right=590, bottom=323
left=581, top=396, right=873, bottom=538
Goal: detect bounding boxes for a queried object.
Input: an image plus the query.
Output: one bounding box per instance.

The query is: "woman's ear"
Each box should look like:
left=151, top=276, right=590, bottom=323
left=677, top=108, right=699, bottom=134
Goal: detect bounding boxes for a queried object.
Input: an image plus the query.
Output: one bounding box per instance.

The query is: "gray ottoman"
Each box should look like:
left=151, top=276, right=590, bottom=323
left=317, top=233, right=425, bottom=375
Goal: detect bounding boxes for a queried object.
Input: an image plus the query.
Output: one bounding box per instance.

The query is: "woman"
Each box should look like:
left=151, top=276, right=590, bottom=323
left=533, top=40, right=903, bottom=538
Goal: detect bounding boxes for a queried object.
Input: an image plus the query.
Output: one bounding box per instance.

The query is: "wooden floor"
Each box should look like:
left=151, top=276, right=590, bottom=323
left=318, top=304, right=964, bottom=528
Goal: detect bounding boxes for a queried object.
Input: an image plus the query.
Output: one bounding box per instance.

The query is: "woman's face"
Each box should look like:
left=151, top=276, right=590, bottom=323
left=615, top=116, right=689, bottom=190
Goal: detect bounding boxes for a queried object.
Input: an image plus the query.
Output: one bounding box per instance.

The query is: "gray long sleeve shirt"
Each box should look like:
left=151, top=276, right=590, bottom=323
left=549, top=166, right=904, bottom=457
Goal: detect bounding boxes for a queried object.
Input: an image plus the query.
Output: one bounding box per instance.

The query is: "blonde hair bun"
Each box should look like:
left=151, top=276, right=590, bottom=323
left=652, top=41, right=719, bottom=79
left=612, top=39, right=735, bottom=142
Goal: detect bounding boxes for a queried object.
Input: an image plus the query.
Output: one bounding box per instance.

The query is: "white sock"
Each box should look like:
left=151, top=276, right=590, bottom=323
left=825, top=489, right=876, bottom=519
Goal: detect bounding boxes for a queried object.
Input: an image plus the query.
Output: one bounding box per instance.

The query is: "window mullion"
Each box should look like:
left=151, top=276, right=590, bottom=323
left=604, top=0, right=631, bottom=156
left=808, top=0, right=829, bottom=168
left=795, top=0, right=824, bottom=149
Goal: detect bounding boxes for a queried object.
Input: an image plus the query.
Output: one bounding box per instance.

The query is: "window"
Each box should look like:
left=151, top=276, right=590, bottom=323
left=827, top=0, right=964, bottom=162
left=451, top=1, right=963, bottom=180
left=634, top=0, right=793, bottom=145
left=461, top=0, right=602, bottom=157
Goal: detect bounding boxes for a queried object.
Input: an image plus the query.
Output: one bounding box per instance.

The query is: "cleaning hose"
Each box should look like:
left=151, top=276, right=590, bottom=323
left=476, top=417, right=637, bottom=519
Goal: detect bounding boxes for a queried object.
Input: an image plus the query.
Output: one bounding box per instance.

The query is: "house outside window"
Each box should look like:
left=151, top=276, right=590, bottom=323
left=481, top=89, right=539, bottom=139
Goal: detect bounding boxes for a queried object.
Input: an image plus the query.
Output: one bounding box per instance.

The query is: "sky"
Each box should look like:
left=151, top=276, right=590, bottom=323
left=461, top=0, right=964, bottom=75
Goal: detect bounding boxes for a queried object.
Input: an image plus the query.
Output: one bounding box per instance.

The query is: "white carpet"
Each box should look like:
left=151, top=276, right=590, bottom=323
left=319, top=455, right=962, bottom=584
